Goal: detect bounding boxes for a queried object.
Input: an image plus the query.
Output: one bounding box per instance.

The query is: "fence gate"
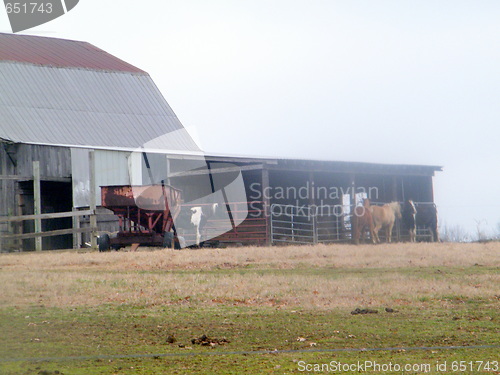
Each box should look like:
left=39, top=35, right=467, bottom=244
left=270, top=204, right=349, bottom=245
left=270, top=204, right=315, bottom=244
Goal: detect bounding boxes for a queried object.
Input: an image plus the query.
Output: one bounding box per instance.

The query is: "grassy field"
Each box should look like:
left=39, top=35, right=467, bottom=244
left=0, top=242, right=499, bottom=374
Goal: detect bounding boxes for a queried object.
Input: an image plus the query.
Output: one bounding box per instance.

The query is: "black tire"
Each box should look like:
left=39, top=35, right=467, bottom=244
left=98, top=234, right=110, bottom=252
left=163, top=232, right=174, bottom=248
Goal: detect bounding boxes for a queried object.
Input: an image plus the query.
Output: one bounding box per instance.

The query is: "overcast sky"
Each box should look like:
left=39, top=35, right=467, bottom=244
left=1, top=1, right=499, bottom=238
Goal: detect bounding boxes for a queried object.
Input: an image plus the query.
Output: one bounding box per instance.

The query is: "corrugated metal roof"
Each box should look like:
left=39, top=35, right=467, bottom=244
left=0, top=33, right=145, bottom=73
left=0, top=61, right=201, bottom=152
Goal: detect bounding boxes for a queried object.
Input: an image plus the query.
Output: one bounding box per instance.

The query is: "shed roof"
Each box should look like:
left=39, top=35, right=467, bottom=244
left=0, top=33, right=144, bottom=73
left=203, top=154, right=443, bottom=175
left=0, top=34, right=200, bottom=152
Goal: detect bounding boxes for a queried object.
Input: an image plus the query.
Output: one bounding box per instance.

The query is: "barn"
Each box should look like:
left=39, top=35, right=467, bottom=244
left=0, top=33, right=442, bottom=251
left=0, top=33, right=200, bottom=251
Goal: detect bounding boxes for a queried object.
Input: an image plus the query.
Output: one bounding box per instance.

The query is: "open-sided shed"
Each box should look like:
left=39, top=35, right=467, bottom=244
left=165, top=154, right=441, bottom=245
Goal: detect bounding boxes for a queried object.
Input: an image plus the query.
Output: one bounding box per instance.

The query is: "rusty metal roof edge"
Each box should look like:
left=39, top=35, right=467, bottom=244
left=0, top=59, right=148, bottom=76
left=0, top=33, right=146, bottom=73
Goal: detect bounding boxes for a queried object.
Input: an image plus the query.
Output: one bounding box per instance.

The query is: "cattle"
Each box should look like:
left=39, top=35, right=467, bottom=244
left=173, top=203, right=219, bottom=248
left=401, top=200, right=417, bottom=242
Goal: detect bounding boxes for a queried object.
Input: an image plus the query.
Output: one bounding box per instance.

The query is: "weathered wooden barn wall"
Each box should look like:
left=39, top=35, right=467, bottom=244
left=0, top=143, right=16, bottom=239
left=10, top=144, right=71, bottom=178
left=0, top=143, right=73, bottom=250
left=1, top=143, right=70, bottom=215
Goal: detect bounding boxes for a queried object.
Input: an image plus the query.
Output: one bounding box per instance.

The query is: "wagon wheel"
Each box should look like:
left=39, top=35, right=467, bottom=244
left=163, top=232, right=174, bottom=248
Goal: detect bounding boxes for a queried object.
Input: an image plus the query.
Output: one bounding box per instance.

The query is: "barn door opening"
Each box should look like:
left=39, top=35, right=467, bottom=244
left=18, top=181, right=73, bottom=250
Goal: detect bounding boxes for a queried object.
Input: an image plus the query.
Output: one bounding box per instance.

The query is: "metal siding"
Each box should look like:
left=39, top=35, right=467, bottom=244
left=95, top=150, right=130, bottom=205
left=128, top=152, right=143, bottom=186
left=0, top=62, right=200, bottom=152
left=71, top=148, right=90, bottom=208
left=72, top=149, right=131, bottom=207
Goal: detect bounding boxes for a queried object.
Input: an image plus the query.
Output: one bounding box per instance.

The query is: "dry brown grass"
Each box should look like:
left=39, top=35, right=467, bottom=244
left=1, top=242, right=498, bottom=271
left=0, top=242, right=499, bottom=310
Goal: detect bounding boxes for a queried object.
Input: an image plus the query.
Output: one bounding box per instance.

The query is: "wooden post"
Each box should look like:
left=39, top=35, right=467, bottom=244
left=391, top=176, right=398, bottom=201
left=427, top=176, right=434, bottom=203
left=262, top=167, right=271, bottom=246
left=72, top=207, right=81, bottom=249
left=15, top=185, right=23, bottom=251
left=33, top=161, right=42, bottom=251
left=165, top=155, right=171, bottom=186
left=391, top=176, right=400, bottom=241
left=349, top=173, right=356, bottom=243
left=309, top=171, right=318, bottom=244
left=89, top=151, right=97, bottom=250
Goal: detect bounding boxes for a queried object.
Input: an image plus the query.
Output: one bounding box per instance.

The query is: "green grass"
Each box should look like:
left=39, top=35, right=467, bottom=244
left=1, top=301, right=499, bottom=374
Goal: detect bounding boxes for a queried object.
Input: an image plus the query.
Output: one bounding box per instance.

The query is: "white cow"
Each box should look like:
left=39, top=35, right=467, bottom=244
left=190, top=203, right=218, bottom=247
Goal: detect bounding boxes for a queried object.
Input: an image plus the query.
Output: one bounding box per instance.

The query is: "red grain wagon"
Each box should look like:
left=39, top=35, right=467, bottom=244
left=99, top=184, right=182, bottom=250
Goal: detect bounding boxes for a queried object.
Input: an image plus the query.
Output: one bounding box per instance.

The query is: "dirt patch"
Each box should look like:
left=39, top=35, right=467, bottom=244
left=191, top=334, right=230, bottom=346
left=350, top=308, right=378, bottom=315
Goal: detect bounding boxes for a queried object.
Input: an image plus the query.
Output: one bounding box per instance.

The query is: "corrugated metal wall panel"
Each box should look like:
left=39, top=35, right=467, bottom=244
left=72, top=148, right=131, bottom=207
left=95, top=150, right=130, bottom=198
left=71, top=148, right=90, bottom=208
